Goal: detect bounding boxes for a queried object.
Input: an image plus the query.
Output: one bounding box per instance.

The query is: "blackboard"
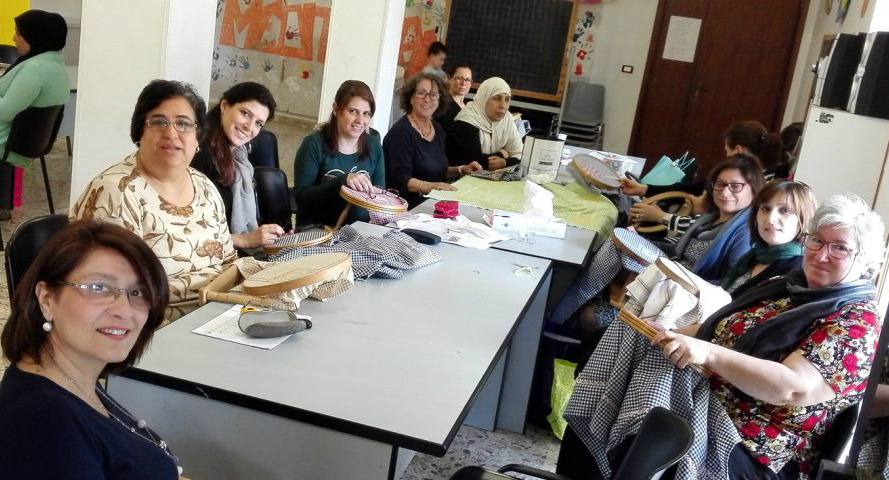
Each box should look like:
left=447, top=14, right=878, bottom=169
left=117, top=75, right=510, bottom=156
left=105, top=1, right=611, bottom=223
left=443, top=0, right=577, bottom=102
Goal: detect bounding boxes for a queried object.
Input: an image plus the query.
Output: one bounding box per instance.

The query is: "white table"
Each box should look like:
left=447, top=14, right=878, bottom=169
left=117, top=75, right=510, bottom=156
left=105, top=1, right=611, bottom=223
left=107, top=223, right=551, bottom=480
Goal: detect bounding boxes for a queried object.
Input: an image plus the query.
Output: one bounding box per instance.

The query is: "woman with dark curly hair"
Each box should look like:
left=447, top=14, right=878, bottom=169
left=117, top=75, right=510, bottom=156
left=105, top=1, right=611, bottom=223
left=71, top=80, right=236, bottom=321
left=0, top=220, right=181, bottom=478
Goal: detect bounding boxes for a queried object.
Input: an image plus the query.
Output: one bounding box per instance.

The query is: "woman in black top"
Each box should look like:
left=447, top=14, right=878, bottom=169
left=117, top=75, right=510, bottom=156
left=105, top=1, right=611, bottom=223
left=191, top=82, right=285, bottom=250
left=384, top=72, right=481, bottom=208
left=0, top=220, right=179, bottom=479
left=434, top=63, right=472, bottom=134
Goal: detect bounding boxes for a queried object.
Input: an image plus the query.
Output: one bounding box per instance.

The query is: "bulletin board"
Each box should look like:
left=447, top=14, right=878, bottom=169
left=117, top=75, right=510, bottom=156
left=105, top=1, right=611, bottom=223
left=443, top=0, right=578, bottom=102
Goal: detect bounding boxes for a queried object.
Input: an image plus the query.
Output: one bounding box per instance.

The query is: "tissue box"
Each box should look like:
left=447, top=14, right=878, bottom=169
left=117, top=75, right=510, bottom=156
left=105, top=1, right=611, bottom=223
left=489, top=210, right=567, bottom=239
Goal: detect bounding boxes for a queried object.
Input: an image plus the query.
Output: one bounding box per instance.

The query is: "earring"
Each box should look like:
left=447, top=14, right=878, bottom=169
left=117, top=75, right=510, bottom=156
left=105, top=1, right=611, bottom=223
left=196, top=145, right=201, bottom=153
left=42, top=319, right=52, bottom=332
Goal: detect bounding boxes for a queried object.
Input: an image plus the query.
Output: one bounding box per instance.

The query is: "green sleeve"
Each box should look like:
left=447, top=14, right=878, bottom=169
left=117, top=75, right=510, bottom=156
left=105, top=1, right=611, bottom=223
left=293, top=132, right=347, bottom=207
left=0, top=67, right=41, bottom=123
left=368, top=134, right=386, bottom=188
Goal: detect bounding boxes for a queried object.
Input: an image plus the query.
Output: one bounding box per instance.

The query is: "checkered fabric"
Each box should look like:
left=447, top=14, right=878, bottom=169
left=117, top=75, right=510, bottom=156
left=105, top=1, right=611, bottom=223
left=563, top=320, right=742, bottom=479
left=856, top=354, right=889, bottom=479
left=270, top=225, right=441, bottom=280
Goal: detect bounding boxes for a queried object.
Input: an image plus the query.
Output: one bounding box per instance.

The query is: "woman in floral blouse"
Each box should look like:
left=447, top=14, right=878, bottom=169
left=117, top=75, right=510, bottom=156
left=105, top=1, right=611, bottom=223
left=71, top=80, right=236, bottom=321
left=561, top=193, right=885, bottom=480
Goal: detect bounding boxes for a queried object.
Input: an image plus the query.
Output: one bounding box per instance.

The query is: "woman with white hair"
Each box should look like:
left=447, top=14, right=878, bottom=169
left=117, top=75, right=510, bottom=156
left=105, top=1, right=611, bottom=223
left=446, top=76, right=523, bottom=171
left=559, top=192, right=886, bottom=480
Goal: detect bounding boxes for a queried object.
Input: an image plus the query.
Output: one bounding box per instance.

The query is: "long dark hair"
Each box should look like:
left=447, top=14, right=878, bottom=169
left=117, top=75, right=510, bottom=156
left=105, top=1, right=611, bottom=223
left=724, top=121, right=785, bottom=172
left=205, top=82, right=277, bottom=186
left=318, top=80, right=376, bottom=159
left=1, top=220, right=169, bottom=374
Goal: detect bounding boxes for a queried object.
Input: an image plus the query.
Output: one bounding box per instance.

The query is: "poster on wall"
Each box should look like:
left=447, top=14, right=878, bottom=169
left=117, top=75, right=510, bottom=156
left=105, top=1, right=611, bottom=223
left=662, top=16, right=701, bottom=63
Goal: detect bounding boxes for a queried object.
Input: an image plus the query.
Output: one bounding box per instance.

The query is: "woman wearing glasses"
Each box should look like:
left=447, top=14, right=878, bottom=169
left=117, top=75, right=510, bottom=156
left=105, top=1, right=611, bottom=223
left=435, top=63, right=472, bottom=134
left=71, top=80, right=236, bottom=322
left=384, top=72, right=481, bottom=208
left=447, top=77, right=523, bottom=171
left=293, top=80, right=385, bottom=227
left=551, top=154, right=764, bottom=326
left=560, top=193, right=885, bottom=480
left=191, top=82, right=285, bottom=251
left=0, top=220, right=182, bottom=479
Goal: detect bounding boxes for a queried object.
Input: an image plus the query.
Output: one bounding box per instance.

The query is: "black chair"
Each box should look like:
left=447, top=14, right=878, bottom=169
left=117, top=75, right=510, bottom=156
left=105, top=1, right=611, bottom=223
left=0, top=105, right=66, bottom=216
left=449, top=407, right=693, bottom=480
left=5, top=214, right=68, bottom=298
left=0, top=44, right=19, bottom=64
left=247, top=130, right=279, bottom=169
left=254, top=167, right=293, bottom=232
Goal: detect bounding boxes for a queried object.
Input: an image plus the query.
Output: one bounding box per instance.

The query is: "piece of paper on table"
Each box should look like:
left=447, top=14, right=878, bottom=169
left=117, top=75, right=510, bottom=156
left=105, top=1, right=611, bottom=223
left=192, top=304, right=311, bottom=350
left=395, top=213, right=508, bottom=249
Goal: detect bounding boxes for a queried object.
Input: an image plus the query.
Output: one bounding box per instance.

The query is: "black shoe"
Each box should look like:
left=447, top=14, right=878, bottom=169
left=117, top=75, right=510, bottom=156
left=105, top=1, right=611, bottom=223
left=0, top=209, right=10, bottom=221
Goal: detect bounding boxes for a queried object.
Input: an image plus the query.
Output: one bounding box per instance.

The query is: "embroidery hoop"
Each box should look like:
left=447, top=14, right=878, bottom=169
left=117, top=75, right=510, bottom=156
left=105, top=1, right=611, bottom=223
left=336, top=185, right=408, bottom=228
left=654, top=257, right=700, bottom=296
left=572, top=153, right=621, bottom=189
left=263, top=229, right=333, bottom=254
left=241, top=252, right=352, bottom=296
left=610, top=227, right=662, bottom=267
left=633, top=191, right=696, bottom=234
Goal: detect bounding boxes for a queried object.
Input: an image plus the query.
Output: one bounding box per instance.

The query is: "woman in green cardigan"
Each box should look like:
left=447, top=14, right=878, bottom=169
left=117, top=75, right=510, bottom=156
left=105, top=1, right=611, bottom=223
left=0, top=10, right=71, bottom=218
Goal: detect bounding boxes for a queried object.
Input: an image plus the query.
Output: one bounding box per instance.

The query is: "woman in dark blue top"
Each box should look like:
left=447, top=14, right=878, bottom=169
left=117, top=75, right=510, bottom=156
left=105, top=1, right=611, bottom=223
left=0, top=220, right=179, bottom=479
left=384, top=72, right=481, bottom=208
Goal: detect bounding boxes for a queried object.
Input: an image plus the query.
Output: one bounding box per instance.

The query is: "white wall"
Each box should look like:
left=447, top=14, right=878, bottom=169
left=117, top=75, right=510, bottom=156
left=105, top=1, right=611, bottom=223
left=586, top=1, right=658, bottom=154
left=70, top=0, right=216, bottom=202
left=29, top=0, right=82, bottom=19
left=318, top=0, right=404, bottom=134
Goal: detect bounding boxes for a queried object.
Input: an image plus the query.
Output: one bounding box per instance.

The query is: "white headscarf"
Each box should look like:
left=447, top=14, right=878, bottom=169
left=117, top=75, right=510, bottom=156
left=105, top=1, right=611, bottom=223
left=454, top=77, right=523, bottom=159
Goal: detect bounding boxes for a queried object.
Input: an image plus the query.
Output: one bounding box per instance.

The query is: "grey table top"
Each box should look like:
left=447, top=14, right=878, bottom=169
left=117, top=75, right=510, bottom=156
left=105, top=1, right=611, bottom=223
left=121, top=222, right=551, bottom=454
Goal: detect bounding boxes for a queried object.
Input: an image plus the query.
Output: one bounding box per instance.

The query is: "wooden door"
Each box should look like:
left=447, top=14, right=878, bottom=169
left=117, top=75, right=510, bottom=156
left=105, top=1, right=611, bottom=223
left=628, top=0, right=808, bottom=178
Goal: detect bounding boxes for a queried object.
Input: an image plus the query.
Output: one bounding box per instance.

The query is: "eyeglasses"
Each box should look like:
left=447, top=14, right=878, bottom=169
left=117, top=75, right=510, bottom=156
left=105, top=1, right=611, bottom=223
left=414, top=90, right=441, bottom=100
left=145, top=116, right=197, bottom=133
left=711, top=181, right=748, bottom=193
left=453, top=76, right=472, bottom=83
left=56, top=281, right=150, bottom=310
left=801, top=233, right=859, bottom=260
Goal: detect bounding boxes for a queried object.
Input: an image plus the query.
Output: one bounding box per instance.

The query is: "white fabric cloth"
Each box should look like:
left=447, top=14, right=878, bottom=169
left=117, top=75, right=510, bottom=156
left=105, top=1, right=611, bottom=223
left=454, top=77, right=523, bottom=159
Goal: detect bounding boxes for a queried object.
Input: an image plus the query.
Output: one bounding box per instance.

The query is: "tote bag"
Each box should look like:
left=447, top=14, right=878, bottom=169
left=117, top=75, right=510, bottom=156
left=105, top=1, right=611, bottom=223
left=641, top=152, right=695, bottom=185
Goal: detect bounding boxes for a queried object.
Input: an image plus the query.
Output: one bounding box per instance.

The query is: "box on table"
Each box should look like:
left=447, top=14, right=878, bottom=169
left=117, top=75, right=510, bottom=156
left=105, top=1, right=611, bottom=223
left=488, top=209, right=567, bottom=239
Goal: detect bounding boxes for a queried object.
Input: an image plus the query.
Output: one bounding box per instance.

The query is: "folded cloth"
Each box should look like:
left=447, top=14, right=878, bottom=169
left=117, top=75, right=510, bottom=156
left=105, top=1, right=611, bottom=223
left=270, top=224, right=441, bottom=279
left=625, top=262, right=732, bottom=329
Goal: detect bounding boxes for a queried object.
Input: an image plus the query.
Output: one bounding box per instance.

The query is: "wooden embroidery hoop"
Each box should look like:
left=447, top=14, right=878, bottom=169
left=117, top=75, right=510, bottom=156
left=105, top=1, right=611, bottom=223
left=335, top=185, right=408, bottom=228
left=572, top=153, right=621, bottom=190
left=242, top=252, right=352, bottom=296
left=632, top=191, right=695, bottom=234
left=262, top=228, right=333, bottom=254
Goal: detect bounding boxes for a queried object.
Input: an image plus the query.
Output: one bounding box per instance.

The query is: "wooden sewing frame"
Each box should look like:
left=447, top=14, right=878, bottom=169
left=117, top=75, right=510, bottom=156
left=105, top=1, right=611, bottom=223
left=262, top=228, right=333, bottom=254
left=632, top=191, right=695, bottom=234
left=571, top=153, right=621, bottom=190
left=335, top=185, right=408, bottom=229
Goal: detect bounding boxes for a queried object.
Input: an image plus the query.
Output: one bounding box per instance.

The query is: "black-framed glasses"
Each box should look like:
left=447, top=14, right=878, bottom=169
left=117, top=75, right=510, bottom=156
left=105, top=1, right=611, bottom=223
left=801, top=233, right=859, bottom=260
left=452, top=76, right=472, bottom=83
left=414, top=90, right=441, bottom=100
left=145, top=116, right=197, bottom=134
left=711, top=181, right=748, bottom=193
left=56, top=281, right=150, bottom=310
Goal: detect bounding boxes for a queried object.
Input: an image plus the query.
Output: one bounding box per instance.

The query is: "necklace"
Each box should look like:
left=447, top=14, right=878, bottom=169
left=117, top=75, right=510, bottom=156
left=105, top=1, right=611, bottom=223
left=47, top=358, right=108, bottom=416
left=408, top=114, right=434, bottom=139
left=95, top=386, right=184, bottom=476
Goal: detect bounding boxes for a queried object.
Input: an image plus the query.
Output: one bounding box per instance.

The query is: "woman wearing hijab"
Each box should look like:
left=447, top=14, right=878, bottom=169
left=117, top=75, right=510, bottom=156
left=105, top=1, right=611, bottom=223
left=446, top=77, right=523, bottom=171
left=0, top=10, right=70, bottom=219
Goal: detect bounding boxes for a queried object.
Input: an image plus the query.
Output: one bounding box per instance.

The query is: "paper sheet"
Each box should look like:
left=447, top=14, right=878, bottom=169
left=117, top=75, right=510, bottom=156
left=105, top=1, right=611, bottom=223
left=395, top=213, right=508, bottom=249
left=662, top=16, right=701, bottom=63
left=192, top=304, right=311, bottom=350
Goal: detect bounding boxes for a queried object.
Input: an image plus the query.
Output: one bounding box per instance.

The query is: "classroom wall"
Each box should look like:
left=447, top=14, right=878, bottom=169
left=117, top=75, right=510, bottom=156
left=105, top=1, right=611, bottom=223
left=210, top=0, right=331, bottom=120
left=786, top=0, right=880, bottom=124
left=0, top=0, right=29, bottom=46
left=29, top=0, right=81, bottom=66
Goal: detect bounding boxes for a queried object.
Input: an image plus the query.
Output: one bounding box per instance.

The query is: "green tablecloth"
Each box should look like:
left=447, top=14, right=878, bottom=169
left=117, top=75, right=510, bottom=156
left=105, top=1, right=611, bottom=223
left=427, top=176, right=618, bottom=242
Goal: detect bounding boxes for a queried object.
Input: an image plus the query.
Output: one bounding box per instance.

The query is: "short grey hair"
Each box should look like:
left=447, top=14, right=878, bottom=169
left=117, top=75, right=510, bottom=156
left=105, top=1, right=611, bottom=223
left=810, top=193, right=886, bottom=278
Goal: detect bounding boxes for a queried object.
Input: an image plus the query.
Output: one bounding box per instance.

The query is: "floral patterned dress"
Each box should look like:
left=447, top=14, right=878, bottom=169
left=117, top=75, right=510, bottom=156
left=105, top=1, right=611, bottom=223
left=70, top=153, right=237, bottom=321
left=710, top=298, right=881, bottom=476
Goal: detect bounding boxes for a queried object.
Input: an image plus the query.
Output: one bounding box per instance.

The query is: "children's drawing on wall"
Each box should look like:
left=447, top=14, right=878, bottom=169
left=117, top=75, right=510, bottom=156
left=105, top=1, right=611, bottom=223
left=211, top=0, right=330, bottom=118
left=570, top=5, right=599, bottom=83
left=398, top=0, right=446, bottom=79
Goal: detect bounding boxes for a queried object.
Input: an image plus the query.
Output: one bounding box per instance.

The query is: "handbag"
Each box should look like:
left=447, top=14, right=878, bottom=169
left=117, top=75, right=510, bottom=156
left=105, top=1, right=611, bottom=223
left=640, top=152, right=696, bottom=185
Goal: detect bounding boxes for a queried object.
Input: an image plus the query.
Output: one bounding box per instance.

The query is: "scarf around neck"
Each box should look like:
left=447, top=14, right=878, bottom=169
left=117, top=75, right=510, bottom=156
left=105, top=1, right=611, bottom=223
left=454, top=77, right=523, bottom=159
left=229, top=145, right=259, bottom=235
left=720, top=241, right=803, bottom=289
left=697, top=269, right=876, bottom=361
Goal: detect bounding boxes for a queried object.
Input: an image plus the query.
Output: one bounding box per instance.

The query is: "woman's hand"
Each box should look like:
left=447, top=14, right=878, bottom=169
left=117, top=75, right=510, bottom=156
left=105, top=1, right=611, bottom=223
left=620, top=178, right=649, bottom=196
left=234, top=224, right=285, bottom=248
left=345, top=172, right=373, bottom=192
left=463, top=161, right=483, bottom=174
left=487, top=156, right=507, bottom=170
left=629, top=202, right=666, bottom=224
left=427, top=182, right=457, bottom=193
left=650, top=323, right=712, bottom=369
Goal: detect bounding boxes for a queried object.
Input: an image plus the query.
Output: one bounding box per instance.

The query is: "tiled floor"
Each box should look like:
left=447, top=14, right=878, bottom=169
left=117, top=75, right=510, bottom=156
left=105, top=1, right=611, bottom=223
left=0, top=116, right=560, bottom=479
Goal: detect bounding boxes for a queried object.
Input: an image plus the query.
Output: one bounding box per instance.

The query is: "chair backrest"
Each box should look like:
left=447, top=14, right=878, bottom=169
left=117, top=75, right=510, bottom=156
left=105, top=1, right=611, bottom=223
left=253, top=167, right=293, bottom=231
left=612, top=406, right=694, bottom=480
left=5, top=214, right=69, bottom=300
left=816, top=403, right=861, bottom=465
left=0, top=44, right=19, bottom=64
left=1, top=105, right=65, bottom=161
left=247, top=130, right=280, bottom=169
left=562, top=82, right=605, bottom=126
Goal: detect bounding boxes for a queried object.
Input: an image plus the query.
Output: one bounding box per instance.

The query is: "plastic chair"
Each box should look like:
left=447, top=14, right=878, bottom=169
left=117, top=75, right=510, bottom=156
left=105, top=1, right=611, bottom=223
left=449, top=407, right=693, bottom=480
left=253, top=167, right=293, bottom=232
left=247, top=130, right=279, bottom=169
left=4, top=214, right=68, bottom=297
left=559, top=83, right=605, bottom=150
left=0, top=105, right=66, bottom=216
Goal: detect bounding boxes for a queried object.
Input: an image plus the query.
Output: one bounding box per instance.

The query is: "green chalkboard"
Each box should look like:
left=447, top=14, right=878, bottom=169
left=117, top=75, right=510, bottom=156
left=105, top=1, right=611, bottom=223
left=444, top=0, right=577, bottom=101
